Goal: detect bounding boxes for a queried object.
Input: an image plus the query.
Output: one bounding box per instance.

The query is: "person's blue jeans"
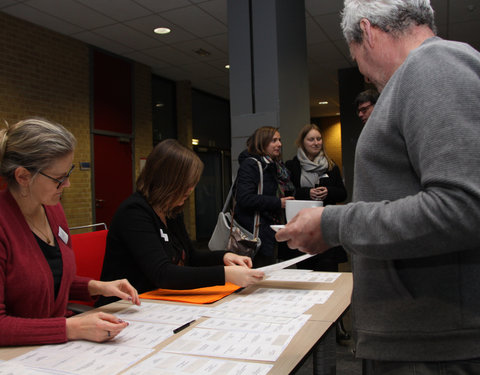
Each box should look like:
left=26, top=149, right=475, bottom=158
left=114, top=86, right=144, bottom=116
left=363, top=358, right=480, bottom=375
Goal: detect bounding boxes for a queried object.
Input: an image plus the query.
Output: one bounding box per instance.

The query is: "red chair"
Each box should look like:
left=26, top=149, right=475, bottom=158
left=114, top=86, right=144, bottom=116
left=69, top=224, right=108, bottom=309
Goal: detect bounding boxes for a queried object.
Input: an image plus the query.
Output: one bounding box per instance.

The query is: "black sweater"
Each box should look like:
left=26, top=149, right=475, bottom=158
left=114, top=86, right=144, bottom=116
left=98, top=192, right=226, bottom=306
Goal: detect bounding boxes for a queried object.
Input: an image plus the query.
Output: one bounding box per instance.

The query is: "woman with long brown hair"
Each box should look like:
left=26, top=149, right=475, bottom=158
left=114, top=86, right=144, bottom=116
left=98, top=139, right=263, bottom=306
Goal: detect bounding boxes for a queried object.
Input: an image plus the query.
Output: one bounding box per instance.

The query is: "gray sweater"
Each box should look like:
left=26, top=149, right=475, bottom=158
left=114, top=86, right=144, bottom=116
left=323, top=37, right=480, bottom=361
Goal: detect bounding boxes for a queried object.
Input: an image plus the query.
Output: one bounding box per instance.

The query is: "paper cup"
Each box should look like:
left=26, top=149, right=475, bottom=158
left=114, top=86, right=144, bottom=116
left=285, top=200, right=323, bottom=222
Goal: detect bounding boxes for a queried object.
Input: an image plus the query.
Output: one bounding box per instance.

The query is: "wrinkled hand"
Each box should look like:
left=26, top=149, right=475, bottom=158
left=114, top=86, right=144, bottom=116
left=281, top=196, right=295, bottom=209
left=66, top=311, right=129, bottom=342
left=88, top=279, right=141, bottom=306
left=224, top=252, right=252, bottom=268
left=275, top=207, right=329, bottom=254
left=225, top=266, right=264, bottom=287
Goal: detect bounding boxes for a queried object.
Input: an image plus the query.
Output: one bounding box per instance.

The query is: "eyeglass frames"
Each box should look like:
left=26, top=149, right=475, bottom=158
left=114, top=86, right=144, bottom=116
left=39, top=164, right=75, bottom=189
left=357, top=103, right=373, bottom=115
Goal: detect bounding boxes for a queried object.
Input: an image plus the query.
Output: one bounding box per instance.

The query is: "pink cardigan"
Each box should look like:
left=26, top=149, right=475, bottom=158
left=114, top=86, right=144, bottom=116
left=0, top=189, right=92, bottom=346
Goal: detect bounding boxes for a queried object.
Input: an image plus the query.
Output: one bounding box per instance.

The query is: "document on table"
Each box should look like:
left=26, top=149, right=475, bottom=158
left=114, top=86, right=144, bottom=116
left=197, top=315, right=308, bottom=334
left=12, top=341, right=150, bottom=375
left=116, top=301, right=206, bottom=325
left=203, top=309, right=293, bottom=324
left=161, top=314, right=310, bottom=362
left=105, top=320, right=176, bottom=348
left=213, top=288, right=333, bottom=318
left=264, top=269, right=342, bottom=283
left=257, top=253, right=315, bottom=275
left=122, top=352, right=273, bottom=375
left=0, top=361, right=59, bottom=375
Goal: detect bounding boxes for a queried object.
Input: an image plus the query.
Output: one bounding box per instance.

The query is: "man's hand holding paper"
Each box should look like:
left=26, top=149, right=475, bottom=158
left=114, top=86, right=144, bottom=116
left=275, top=207, right=328, bottom=255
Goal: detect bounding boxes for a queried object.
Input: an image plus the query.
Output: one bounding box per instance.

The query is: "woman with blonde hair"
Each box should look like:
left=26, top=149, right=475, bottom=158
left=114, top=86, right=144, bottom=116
left=0, top=118, right=140, bottom=346
left=285, top=123, right=349, bottom=341
left=98, top=139, right=263, bottom=306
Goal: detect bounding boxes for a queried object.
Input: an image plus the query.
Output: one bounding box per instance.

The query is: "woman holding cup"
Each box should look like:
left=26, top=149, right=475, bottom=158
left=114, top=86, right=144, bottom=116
left=285, top=124, right=346, bottom=205
left=285, top=123, right=350, bottom=341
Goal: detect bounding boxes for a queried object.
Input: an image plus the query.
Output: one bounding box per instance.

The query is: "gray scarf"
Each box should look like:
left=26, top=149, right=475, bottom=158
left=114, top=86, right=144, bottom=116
left=297, top=148, right=329, bottom=187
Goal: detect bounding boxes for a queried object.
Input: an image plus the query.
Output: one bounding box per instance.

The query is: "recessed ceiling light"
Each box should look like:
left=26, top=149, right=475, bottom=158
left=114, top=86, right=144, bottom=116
left=154, top=27, right=171, bottom=35
left=318, top=101, right=328, bottom=105
left=225, top=64, right=230, bottom=69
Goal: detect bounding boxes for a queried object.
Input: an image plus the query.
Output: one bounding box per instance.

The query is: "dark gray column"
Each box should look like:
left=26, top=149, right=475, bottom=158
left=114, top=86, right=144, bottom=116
left=338, top=67, right=365, bottom=202
left=228, top=0, right=310, bottom=171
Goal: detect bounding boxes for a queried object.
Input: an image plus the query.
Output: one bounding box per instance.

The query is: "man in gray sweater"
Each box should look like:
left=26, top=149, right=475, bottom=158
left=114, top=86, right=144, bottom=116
left=277, top=0, right=480, bottom=373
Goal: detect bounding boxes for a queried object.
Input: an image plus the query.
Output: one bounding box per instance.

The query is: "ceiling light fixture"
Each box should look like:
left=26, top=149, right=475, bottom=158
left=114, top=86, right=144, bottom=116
left=192, top=139, right=199, bottom=146
left=318, top=101, right=328, bottom=105
left=225, top=64, right=230, bottom=69
left=154, top=27, right=171, bottom=35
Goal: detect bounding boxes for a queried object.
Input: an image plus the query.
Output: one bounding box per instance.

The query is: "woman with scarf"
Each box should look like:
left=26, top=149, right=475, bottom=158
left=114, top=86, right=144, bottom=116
left=285, top=123, right=347, bottom=269
left=285, top=123, right=350, bottom=342
left=234, top=127, right=294, bottom=267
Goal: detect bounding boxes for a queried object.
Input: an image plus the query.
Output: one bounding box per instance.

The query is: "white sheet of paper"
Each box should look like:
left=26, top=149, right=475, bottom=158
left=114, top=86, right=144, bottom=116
left=161, top=314, right=310, bottom=362
left=104, top=320, right=176, bottom=348
left=214, top=288, right=333, bottom=318
left=122, top=352, right=273, bottom=375
left=265, top=270, right=342, bottom=283
left=116, top=301, right=206, bottom=325
left=12, top=341, right=149, bottom=375
left=0, top=361, right=59, bottom=375
left=202, top=309, right=293, bottom=324
left=257, top=253, right=315, bottom=275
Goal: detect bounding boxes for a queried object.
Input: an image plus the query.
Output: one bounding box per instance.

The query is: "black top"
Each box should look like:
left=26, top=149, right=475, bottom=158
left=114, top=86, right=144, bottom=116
left=34, top=234, right=63, bottom=298
left=97, top=192, right=227, bottom=306
left=284, top=156, right=348, bottom=266
left=285, top=156, right=347, bottom=205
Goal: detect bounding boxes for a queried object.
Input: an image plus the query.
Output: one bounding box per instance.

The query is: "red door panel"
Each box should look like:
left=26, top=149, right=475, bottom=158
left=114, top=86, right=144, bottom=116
left=93, top=50, right=132, bottom=134
left=94, top=134, right=133, bottom=226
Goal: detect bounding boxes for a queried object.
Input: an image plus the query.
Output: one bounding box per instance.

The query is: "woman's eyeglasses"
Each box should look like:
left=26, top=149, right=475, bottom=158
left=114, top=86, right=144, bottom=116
left=39, top=164, right=75, bottom=189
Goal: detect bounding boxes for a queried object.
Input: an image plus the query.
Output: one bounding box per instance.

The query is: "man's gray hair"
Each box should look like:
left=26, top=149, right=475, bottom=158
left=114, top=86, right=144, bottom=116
left=341, top=0, right=436, bottom=44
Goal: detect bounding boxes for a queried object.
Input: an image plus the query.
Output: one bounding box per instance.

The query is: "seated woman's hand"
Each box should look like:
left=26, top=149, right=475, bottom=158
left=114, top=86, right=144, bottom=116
left=223, top=252, right=252, bottom=268
left=225, top=266, right=264, bottom=287
left=66, top=311, right=128, bottom=342
left=88, top=279, right=141, bottom=306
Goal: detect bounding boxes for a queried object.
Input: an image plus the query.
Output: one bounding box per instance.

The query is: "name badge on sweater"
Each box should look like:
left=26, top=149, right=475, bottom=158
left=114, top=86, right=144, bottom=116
left=160, top=229, right=169, bottom=242
left=58, top=226, right=69, bottom=244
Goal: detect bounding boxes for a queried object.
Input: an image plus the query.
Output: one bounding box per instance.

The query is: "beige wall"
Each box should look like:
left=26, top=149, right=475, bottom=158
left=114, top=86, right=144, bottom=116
left=0, top=12, right=152, bottom=228
left=315, top=116, right=343, bottom=173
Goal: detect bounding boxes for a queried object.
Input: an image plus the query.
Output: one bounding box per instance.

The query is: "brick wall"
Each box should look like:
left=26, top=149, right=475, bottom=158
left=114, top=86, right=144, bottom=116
left=0, top=12, right=91, bottom=227
left=0, top=12, right=152, bottom=228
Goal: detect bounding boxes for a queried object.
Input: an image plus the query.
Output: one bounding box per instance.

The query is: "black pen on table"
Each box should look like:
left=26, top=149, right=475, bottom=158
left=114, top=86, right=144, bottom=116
left=173, top=319, right=196, bottom=334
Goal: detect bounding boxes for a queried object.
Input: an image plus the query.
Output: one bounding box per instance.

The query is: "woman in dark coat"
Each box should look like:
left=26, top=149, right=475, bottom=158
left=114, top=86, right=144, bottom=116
left=285, top=123, right=347, bottom=269
left=234, top=127, right=294, bottom=267
left=285, top=123, right=350, bottom=341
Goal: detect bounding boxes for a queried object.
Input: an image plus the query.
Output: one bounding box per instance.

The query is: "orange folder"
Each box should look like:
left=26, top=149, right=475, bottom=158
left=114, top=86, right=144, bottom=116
left=139, top=282, right=241, bottom=304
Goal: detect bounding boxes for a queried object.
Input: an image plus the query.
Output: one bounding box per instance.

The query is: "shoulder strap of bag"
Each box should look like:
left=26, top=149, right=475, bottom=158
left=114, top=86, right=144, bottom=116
left=249, top=157, right=262, bottom=238
left=222, top=182, right=235, bottom=213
